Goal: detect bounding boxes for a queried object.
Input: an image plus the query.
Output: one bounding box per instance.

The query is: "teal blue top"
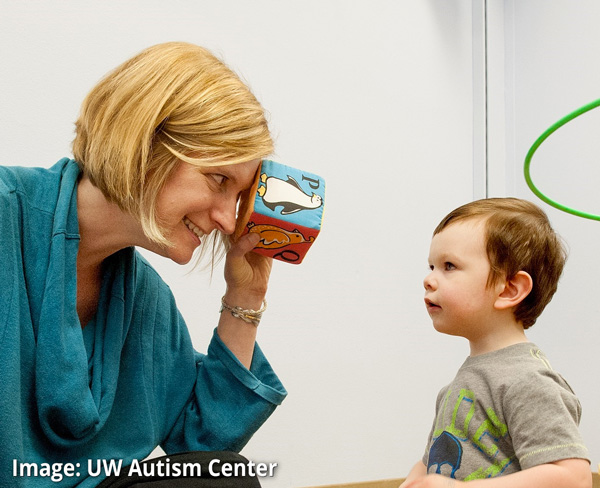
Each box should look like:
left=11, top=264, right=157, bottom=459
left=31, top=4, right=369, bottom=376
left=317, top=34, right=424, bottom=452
left=0, top=158, right=287, bottom=487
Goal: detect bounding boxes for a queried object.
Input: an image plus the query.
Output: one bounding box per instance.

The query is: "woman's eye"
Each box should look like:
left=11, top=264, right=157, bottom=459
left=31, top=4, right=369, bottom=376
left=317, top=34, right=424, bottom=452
left=211, top=174, right=227, bottom=185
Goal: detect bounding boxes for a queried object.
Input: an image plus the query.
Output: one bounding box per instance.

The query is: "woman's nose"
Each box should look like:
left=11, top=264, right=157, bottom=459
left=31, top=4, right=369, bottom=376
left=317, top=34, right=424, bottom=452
left=211, top=197, right=237, bottom=235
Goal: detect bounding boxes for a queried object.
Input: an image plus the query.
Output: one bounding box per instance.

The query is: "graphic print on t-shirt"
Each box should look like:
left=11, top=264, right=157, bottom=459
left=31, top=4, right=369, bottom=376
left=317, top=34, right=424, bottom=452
left=427, top=388, right=513, bottom=480
left=428, top=431, right=463, bottom=477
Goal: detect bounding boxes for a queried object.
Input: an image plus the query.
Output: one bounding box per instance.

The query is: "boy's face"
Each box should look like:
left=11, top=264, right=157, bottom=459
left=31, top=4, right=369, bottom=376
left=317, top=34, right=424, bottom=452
left=424, top=219, right=502, bottom=340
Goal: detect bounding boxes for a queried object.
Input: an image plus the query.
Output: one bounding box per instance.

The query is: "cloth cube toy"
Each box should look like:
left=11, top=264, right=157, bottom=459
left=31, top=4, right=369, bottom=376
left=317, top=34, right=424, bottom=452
left=234, top=160, right=325, bottom=264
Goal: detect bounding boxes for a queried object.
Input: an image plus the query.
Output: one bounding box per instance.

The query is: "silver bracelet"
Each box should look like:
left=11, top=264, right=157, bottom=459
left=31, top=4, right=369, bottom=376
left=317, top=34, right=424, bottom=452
left=219, top=296, right=267, bottom=327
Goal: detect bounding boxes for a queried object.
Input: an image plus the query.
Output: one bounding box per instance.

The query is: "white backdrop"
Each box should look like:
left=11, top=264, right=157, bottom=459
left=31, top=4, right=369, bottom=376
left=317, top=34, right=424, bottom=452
left=5, top=1, right=595, bottom=487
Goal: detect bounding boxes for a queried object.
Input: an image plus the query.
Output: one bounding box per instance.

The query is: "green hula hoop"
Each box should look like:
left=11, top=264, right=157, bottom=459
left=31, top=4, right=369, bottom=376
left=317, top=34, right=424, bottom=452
left=524, top=97, right=600, bottom=221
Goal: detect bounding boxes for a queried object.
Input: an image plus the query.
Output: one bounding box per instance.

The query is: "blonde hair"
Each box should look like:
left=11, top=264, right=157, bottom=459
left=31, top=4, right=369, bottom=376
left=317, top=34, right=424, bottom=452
left=434, top=198, right=567, bottom=329
left=73, top=41, right=273, bottom=248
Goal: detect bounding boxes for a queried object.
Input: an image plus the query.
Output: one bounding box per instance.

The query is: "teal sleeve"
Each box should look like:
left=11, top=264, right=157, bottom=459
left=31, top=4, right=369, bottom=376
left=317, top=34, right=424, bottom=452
left=0, top=187, right=24, bottom=485
left=161, top=328, right=287, bottom=453
left=0, top=190, right=17, bottom=341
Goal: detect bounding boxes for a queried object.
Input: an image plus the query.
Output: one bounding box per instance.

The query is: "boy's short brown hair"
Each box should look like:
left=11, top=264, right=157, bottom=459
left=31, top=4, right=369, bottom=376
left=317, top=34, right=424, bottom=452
left=433, top=198, right=567, bottom=329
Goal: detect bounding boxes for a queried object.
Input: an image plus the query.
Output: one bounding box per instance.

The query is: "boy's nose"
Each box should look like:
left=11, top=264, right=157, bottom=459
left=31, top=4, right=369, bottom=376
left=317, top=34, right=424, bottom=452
left=423, top=272, right=436, bottom=290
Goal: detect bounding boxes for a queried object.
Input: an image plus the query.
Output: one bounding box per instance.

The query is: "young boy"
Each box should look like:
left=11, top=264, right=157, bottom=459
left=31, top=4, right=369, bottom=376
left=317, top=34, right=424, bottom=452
left=400, top=198, right=591, bottom=488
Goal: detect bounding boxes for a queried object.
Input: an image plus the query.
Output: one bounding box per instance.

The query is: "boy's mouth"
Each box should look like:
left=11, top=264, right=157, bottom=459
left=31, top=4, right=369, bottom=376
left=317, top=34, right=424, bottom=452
left=424, top=298, right=441, bottom=310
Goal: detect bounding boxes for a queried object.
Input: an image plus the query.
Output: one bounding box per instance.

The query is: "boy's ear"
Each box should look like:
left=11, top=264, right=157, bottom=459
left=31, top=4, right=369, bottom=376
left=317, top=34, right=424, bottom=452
left=494, top=271, right=533, bottom=311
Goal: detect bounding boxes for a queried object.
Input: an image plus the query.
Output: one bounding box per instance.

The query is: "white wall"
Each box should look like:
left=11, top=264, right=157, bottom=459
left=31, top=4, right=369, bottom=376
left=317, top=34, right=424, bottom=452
left=1, top=1, right=495, bottom=487
left=492, top=0, right=600, bottom=474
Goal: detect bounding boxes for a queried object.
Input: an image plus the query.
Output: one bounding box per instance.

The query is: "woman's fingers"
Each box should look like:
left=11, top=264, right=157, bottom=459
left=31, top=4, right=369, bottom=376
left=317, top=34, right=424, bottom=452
left=224, top=232, right=272, bottom=298
left=229, top=231, right=261, bottom=258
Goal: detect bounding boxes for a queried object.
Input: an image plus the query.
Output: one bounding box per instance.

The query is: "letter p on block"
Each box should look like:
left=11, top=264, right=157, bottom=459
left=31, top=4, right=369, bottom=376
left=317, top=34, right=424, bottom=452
left=235, top=160, right=325, bottom=264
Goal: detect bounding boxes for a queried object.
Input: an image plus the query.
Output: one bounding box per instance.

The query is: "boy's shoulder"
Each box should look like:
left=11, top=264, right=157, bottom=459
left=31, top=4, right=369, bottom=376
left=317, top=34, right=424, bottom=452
left=447, top=342, right=577, bottom=400
left=461, top=342, right=554, bottom=373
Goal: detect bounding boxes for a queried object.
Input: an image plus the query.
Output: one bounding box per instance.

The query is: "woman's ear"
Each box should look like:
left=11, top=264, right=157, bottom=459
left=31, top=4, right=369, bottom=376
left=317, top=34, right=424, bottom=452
left=494, top=271, right=533, bottom=310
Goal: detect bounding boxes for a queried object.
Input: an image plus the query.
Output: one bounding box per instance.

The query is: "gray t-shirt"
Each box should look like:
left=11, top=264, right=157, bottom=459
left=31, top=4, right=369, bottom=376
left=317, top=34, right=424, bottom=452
left=422, top=342, right=589, bottom=480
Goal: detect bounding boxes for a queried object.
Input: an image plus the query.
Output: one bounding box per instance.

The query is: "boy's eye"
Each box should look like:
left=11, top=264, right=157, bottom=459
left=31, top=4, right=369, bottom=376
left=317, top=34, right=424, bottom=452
left=444, top=262, right=456, bottom=271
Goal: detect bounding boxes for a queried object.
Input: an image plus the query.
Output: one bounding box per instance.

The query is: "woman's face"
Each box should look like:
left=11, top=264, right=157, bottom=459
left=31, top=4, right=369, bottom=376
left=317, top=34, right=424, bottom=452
left=154, top=158, right=261, bottom=265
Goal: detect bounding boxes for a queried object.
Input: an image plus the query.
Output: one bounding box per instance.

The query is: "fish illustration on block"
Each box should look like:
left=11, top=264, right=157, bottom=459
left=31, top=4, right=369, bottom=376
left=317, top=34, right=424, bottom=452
left=247, top=222, right=316, bottom=249
left=234, top=160, right=325, bottom=264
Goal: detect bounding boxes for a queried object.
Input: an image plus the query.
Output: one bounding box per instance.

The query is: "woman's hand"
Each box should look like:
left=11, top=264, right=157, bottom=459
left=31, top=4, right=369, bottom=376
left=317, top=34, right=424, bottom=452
left=223, top=232, right=272, bottom=306
left=217, top=232, right=273, bottom=369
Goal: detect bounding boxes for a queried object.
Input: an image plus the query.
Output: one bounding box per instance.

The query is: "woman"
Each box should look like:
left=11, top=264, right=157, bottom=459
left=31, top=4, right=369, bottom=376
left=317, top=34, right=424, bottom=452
left=0, top=42, right=286, bottom=487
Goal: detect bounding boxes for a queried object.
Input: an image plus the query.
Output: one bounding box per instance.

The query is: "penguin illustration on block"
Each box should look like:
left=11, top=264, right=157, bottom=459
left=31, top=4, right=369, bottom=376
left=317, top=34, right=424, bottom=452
left=257, top=174, right=323, bottom=215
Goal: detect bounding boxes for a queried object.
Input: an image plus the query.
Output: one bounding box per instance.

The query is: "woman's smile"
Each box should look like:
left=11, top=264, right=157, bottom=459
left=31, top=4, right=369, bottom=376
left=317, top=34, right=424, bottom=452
left=183, top=216, right=204, bottom=245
